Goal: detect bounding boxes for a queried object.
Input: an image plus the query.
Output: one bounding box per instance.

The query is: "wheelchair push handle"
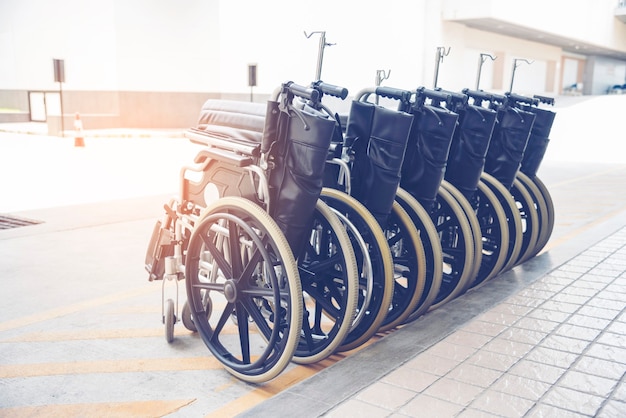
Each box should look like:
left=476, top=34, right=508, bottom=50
left=506, top=92, right=540, bottom=107
left=462, top=88, right=494, bottom=105
left=313, top=80, right=349, bottom=100
left=354, top=86, right=412, bottom=105
left=376, top=86, right=412, bottom=102
left=414, top=86, right=452, bottom=108
left=533, top=94, right=555, bottom=106
left=434, top=87, right=469, bottom=109
left=284, top=81, right=320, bottom=103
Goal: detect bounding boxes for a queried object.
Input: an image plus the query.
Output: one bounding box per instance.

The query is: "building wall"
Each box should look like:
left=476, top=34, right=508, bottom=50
left=1, top=0, right=624, bottom=129
left=441, top=0, right=626, bottom=53
left=585, top=56, right=626, bottom=94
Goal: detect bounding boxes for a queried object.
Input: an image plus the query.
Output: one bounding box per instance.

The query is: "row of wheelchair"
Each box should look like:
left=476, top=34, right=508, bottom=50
left=145, top=79, right=556, bottom=383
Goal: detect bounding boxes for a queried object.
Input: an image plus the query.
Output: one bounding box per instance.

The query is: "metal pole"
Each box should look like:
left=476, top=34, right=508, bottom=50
left=510, top=58, right=533, bottom=92
left=433, top=47, right=450, bottom=88
left=315, top=32, right=326, bottom=81
left=476, top=53, right=496, bottom=90
left=374, top=70, right=390, bottom=104
left=304, top=31, right=335, bottom=82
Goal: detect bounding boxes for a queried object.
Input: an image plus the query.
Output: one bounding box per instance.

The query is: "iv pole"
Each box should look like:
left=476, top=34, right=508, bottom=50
left=304, top=31, right=335, bottom=81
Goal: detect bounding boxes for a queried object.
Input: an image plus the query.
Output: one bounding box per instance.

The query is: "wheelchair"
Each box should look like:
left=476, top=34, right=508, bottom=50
left=145, top=81, right=361, bottom=382
left=397, top=87, right=480, bottom=314
left=143, top=73, right=557, bottom=382
left=321, top=86, right=430, bottom=342
left=481, top=92, right=556, bottom=270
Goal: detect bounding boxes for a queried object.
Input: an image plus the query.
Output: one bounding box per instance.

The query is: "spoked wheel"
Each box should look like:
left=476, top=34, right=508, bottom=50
left=510, top=178, right=540, bottom=265
left=470, top=181, right=509, bottom=287
left=319, top=189, right=393, bottom=353
left=427, top=187, right=475, bottom=310
left=517, top=172, right=550, bottom=260
left=480, top=173, right=523, bottom=273
left=529, top=175, right=555, bottom=255
left=395, top=188, right=443, bottom=322
left=440, top=180, right=483, bottom=291
left=293, top=199, right=359, bottom=363
left=377, top=201, right=426, bottom=333
left=185, top=197, right=303, bottom=383
left=164, top=298, right=175, bottom=343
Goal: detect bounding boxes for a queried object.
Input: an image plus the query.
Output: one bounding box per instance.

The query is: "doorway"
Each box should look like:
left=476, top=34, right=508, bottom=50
left=28, top=91, right=61, bottom=122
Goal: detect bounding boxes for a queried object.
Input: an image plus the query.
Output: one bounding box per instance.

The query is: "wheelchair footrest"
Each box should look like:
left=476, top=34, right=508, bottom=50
left=145, top=220, right=174, bottom=281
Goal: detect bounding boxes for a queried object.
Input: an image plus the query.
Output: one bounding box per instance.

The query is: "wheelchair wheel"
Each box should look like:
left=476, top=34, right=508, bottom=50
left=181, top=300, right=196, bottom=332
left=181, top=298, right=212, bottom=332
left=185, top=197, right=303, bottom=383
left=480, top=173, right=523, bottom=273
left=395, top=188, right=443, bottom=322
left=440, top=181, right=483, bottom=291
left=427, top=187, right=476, bottom=310
left=517, top=172, right=550, bottom=261
left=378, top=201, right=426, bottom=333
left=165, top=298, right=175, bottom=343
left=292, top=199, right=360, bottom=362
left=510, top=178, right=540, bottom=265
left=470, top=181, right=509, bottom=287
left=529, top=175, right=555, bottom=255
left=319, top=188, right=394, bottom=354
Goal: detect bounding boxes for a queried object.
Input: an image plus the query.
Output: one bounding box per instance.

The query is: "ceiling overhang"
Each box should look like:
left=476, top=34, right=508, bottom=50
left=449, top=17, right=626, bottom=61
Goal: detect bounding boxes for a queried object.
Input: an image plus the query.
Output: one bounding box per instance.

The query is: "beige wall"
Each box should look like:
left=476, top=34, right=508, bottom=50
left=1, top=0, right=624, bottom=128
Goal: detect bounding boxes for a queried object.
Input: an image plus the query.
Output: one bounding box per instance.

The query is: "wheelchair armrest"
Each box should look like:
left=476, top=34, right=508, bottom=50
left=185, top=128, right=260, bottom=156
left=194, top=148, right=253, bottom=167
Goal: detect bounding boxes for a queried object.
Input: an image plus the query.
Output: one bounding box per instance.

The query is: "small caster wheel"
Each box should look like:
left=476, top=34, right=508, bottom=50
left=164, top=298, right=175, bottom=343
left=181, top=300, right=196, bottom=332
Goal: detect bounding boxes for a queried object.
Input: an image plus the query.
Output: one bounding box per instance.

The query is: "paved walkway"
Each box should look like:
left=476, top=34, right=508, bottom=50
left=243, top=209, right=626, bottom=417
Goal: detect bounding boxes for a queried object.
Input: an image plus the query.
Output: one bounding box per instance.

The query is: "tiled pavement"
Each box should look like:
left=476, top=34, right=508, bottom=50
left=334, top=228, right=626, bottom=417
left=243, top=216, right=626, bottom=417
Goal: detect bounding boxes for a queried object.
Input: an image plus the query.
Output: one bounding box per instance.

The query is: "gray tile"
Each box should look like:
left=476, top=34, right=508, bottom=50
left=324, top=399, right=391, bottom=418
left=596, top=331, right=626, bottom=348
left=539, top=335, right=590, bottom=354
left=566, top=313, right=611, bottom=330
left=598, top=399, right=626, bottom=417
left=554, top=323, right=602, bottom=341
left=356, top=382, right=415, bottom=410
left=577, top=305, right=621, bottom=320
left=469, top=389, right=535, bottom=417
left=441, top=330, right=493, bottom=349
left=541, top=386, right=604, bottom=416
left=557, top=370, right=617, bottom=397
left=489, top=374, right=551, bottom=401
left=481, top=337, right=534, bottom=359
left=404, top=353, right=460, bottom=376
left=445, top=363, right=502, bottom=388
left=527, top=307, right=572, bottom=323
left=525, top=346, right=578, bottom=369
left=610, top=381, right=626, bottom=403
left=422, top=377, right=483, bottom=406
left=526, top=403, right=588, bottom=417
left=381, top=367, right=439, bottom=393
left=573, top=355, right=626, bottom=380
left=586, top=343, right=626, bottom=364
left=466, top=350, right=519, bottom=372
left=399, top=394, right=464, bottom=417
left=508, top=359, right=565, bottom=384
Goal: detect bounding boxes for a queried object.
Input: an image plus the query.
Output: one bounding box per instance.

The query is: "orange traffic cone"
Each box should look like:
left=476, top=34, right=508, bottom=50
left=74, top=113, right=85, bottom=147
